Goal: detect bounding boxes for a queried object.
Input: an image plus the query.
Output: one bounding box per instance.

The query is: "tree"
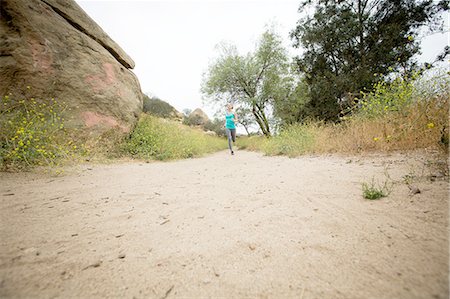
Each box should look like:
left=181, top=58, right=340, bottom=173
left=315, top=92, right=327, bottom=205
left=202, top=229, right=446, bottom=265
left=290, top=0, right=449, bottom=121
left=272, top=76, right=312, bottom=125
left=201, top=30, right=291, bottom=136
left=235, top=107, right=255, bottom=136
left=203, top=118, right=226, bottom=136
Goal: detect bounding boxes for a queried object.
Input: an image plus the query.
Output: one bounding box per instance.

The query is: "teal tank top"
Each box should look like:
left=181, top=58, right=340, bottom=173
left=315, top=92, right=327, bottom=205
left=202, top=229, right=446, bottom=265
left=225, top=112, right=236, bottom=129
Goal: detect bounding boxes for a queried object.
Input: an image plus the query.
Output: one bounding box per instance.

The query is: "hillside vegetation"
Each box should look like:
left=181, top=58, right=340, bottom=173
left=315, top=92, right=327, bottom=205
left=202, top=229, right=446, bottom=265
left=0, top=93, right=227, bottom=170
left=239, top=72, right=449, bottom=159
left=1, top=1, right=448, bottom=171
left=142, top=94, right=183, bottom=120
left=122, top=114, right=226, bottom=160
left=0, top=93, right=83, bottom=170
left=1, top=68, right=447, bottom=172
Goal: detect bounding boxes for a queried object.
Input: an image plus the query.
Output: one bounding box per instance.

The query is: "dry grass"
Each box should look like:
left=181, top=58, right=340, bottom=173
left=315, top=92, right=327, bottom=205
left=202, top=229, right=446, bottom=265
left=316, top=96, right=449, bottom=154
left=239, top=95, right=449, bottom=157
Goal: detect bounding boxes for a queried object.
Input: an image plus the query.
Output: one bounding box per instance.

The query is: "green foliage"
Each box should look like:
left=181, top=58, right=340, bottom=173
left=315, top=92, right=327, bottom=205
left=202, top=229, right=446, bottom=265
left=357, top=74, right=416, bottom=118
left=237, top=135, right=268, bottom=151
left=202, top=29, right=292, bottom=136
left=273, top=76, right=312, bottom=125
left=0, top=93, right=80, bottom=170
left=266, top=125, right=316, bottom=156
left=123, top=114, right=227, bottom=160
left=290, top=0, right=449, bottom=121
left=239, top=124, right=316, bottom=157
left=143, top=94, right=180, bottom=119
left=238, top=71, right=449, bottom=156
left=362, top=178, right=392, bottom=200
left=235, top=107, right=255, bottom=135
left=203, top=118, right=226, bottom=137
left=182, top=114, right=205, bottom=126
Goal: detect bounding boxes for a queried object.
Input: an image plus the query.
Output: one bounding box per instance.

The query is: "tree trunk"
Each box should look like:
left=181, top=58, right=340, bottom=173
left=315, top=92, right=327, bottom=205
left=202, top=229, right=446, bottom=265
left=242, top=124, right=250, bottom=136
left=252, top=104, right=270, bottom=137
left=357, top=0, right=367, bottom=71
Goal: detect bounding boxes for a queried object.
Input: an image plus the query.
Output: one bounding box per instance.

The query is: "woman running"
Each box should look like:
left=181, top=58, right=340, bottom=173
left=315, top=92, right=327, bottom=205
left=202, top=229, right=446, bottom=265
left=225, top=103, right=238, bottom=155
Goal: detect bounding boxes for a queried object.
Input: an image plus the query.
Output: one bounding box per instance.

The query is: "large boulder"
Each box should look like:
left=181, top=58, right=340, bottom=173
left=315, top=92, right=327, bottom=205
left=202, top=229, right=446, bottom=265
left=186, top=108, right=210, bottom=126
left=0, top=0, right=143, bottom=133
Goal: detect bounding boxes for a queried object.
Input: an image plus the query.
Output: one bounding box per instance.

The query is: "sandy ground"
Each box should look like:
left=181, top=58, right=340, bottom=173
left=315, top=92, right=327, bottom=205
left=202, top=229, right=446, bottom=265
left=0, top=150, right=448, bottom=299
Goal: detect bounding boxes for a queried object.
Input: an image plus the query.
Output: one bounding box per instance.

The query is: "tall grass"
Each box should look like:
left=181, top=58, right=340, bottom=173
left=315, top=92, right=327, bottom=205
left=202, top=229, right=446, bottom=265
left=239, top=124, right=317, bottom=157
left=3, top=71, right=446, bottom=170
left=1, top=91, right=227, bottom=170
left=318, top=99, right=448, bottom=153
left=239, top=71, right=449, bottom=156
left=122, top=114, right=227, bottom=160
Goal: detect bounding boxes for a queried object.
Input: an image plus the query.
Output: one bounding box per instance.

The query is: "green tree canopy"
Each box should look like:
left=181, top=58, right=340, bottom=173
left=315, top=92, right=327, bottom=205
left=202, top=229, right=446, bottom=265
left=201, top=30, right=293, bottom=136
left=290, top=0, right=449, bottom=121
left=272, top=76, right=312, bottom=125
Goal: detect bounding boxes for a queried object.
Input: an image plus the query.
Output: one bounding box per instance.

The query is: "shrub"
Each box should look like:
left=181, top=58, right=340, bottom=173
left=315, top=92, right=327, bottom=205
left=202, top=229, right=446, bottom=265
left=266, top=124, right=316, bottom=156
left=123, top=114, right=227, bottom=160
left=238, top=124, right=316, bottom=157
left=357, top=74, right=416, bottom=118
left=183, top=114, right=205, bottom=126
left=238, top=135, right=268, bottom=151
left=203, top=118, right=226, bottom=136
left=341, top=70, right=449, bottom=152
left=240, top=70, right=449, bottom=156
left=0, top=92, right=80, bottom=170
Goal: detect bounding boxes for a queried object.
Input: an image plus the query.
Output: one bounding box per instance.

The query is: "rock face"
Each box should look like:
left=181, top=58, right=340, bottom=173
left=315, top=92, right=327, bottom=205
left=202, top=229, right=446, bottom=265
left=188, top=108, right=210, bottom=126
left=0, top=0, right=143, bottom=133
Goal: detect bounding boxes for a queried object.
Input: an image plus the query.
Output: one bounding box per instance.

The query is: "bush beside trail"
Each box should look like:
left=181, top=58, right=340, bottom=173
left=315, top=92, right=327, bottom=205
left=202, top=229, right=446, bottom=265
left=0, top=93, right=84, bottom=170
left=2, top=71, right=447, bottom=171
left=1, top=92, right=227, bottom=171
left=122, top=114, right=227, bottom=160
left=239, top=72, right=449, bottom=157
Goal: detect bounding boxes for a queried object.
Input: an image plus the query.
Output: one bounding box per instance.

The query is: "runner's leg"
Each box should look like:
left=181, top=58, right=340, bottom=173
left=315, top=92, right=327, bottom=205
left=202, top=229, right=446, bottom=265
left=231, top=129, right=236, bottom=143
left=226, top=128, right=233, bottom=152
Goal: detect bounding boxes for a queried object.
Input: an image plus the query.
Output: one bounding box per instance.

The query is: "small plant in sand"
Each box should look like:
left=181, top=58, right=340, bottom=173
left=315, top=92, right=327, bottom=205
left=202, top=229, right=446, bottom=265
left=0, top=90, right=80, bottom=170
left=362, top=178, right=392, bottom=200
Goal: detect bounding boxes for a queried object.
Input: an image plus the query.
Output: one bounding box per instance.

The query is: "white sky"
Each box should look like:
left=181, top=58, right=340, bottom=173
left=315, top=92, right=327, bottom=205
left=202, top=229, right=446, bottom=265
left=75, top=0, right=449, bottom=119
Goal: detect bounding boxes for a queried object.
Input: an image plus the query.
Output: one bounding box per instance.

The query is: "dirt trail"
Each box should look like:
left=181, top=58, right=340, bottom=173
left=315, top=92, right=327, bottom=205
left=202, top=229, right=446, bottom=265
left=0, top=150, right=448, bottom=298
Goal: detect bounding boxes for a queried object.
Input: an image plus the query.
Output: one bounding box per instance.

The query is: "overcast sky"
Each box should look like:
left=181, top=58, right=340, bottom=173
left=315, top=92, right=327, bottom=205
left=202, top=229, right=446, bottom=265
left=76, top=0, right=449, bottom=118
